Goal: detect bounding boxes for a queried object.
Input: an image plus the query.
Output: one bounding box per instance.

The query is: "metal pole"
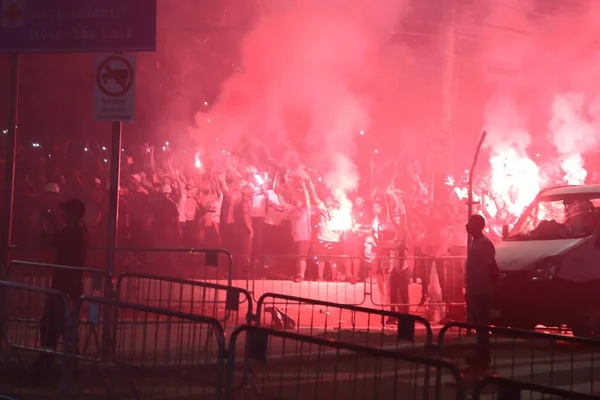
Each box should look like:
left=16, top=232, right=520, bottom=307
left=106, top=121, right=121, bottom=288
left=467, top=131, right=487, bottom=249
left=102, top=120, right=122, bottom=356
left=1, top=54, right=20, bottom=279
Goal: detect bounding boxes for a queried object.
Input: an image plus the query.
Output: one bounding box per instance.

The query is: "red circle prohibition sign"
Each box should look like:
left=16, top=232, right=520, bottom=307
left=96, top=56, right=134, bottom=97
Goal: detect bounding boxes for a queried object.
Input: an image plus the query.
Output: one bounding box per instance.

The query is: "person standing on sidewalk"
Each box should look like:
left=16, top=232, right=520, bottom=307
left=34, top=198, right=89, bottom=380
left=465, top=214, right=498, bottom=368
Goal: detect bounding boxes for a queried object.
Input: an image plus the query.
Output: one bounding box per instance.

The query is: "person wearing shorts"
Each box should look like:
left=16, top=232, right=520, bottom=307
left=291, top=181, right=312, bottom=282
left=315, top=199, right=343, bottom=281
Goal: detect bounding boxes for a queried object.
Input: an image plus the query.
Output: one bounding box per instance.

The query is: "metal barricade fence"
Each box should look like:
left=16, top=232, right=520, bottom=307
left=6, top=260, right=112, bottom=360
left=252, top=254, right=367, bottom=305
left=224, top=325, right=466, bottom=400
left=6, top=260, right=108, bottom=313
left=370, top=255, right=466, bottom=321
left=229, top=254, right=253, bottom=292
left=255, top=292, right=433, bottom=352
left=7, top=246, right=234, bottom=284
left=67, top=296, right=225, bottom=400
left=0, top=281, right=72, bottom=400
left=112, top=247, right=234, bottom=283
left=472, top=376, right=600, bottom=400
left=115, top=272, right=254, bottom=334
left=438, top=322, right=600, bottom=396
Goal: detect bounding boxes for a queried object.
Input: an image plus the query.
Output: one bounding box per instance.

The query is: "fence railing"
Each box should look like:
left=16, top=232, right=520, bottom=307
left=6, top=260, right=108, bottom=315
left=255, top=292, right=433, bottom=352
left=115, top=272, right=254, bottom=332
left=224, top=325, right=466, bottom=400
left=4, top=247, right=467, bottom=320
left=250, top=253, right=467, bottom=315
left=438, top=322, right=600, bottom=396
left=251, top=254, right=369, bottom=305
left=6, top=260, right=116, bottom=359
left=0, top=281, right=72, bottom=399
left=472, top=376, right=600, bottom=400
left=7, top=260, right=107, bottom=288
left=5, top=246, right=234, bottom=283
left=369, top=255, right=466, bottom=316
left=6, top=267, right=600, bottom=399
left=68, top=296, right=225, bottom=399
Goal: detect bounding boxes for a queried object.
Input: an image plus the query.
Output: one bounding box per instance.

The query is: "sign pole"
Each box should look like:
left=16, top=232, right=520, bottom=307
left=101, top=120, right=122, bottom=357
left=1, top=53, right=20, bottom=279
left=93, top=52, right=134, bottom=357
left=107, top=120, right=122, bottom=277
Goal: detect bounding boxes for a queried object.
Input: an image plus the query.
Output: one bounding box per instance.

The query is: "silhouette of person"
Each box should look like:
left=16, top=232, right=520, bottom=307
left=34, top=198, right=89, bottom=379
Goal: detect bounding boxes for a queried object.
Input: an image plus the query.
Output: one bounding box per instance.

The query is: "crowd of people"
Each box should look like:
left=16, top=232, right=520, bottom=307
left=10, top=138, right=470, bottom=311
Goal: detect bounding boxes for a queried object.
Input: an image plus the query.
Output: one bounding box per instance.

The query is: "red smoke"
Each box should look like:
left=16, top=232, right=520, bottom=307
left=188, top=0, right=600, bottom=222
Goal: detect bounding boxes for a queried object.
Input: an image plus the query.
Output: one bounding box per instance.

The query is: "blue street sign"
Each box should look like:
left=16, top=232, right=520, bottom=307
left=0, top=0, right=157, bottom=52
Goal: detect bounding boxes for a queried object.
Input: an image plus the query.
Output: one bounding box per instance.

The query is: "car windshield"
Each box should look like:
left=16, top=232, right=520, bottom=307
left=506, top=193, right=600, bottom=241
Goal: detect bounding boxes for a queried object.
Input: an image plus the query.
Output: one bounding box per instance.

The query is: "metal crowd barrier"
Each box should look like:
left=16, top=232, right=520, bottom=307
left=6, top=259, right=108, bottom=310
left=7, top=246, right=234, bottom=284
left=369, top=255, right=466, bottom=317
left=115, top=272, right=254, bottom=333
left=5, top=250, right=468, bottom=326
left=0, top=281, right=72, bottom=399
left=472, top=376, right=600, bottom=400
left=252, top=254, right=368, bottom=305
left=67, top=296, right=225, bottom=399
left=224, top=325, right=466, bottom=400
left=6, top=260, right=113, bottom=359
left=255, top=292, right=433, bottom=352
left=113, top=247, right=234, bottom=283
left=438, top=322, right=600, bottom=396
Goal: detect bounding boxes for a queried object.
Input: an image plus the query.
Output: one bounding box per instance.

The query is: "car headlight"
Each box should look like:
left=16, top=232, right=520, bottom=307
left=531, top=256, right=562, bottom=280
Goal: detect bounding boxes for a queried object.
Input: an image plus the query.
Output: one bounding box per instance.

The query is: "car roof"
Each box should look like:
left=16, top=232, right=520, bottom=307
left=541, top=184, right=600, bottom=197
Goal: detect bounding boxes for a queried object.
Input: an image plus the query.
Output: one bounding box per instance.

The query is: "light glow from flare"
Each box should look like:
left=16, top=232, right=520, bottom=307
left=489, top=147, right=542, bottom=217
left=447, top=147, right=588, bottom=229
left=194, top=152, right=202, bottom=169
left=254, top=173, right=265, bottom=186
left=327, top=205, right=353, bottom=232
left=561, top=154, right=587, bottom=185
left=326, top=191, right=353, bottom=232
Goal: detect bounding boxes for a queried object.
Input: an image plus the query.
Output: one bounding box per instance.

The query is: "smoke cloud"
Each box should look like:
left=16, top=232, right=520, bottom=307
left=186, top=0, right=600, bottom=221
left=190, top=0, right=410, bottom=202
left=549, top=93, right=596, bottom=184
left=478, top=0, right=600, bottom=213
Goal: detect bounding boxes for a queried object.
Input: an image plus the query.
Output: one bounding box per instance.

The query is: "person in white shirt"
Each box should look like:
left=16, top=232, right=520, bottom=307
left=263, top=175, right=291, bottom=272
left=198, top=177, right=224, bottom=248
left=315, top=198, right=343, bottom=281
left=292, top=180, right=312, bottom=282
left=170, top=168, right=189, bottom=244
left=250, top=173, right=267, bottom=267
left=182, top=187, right=199, bottom=247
